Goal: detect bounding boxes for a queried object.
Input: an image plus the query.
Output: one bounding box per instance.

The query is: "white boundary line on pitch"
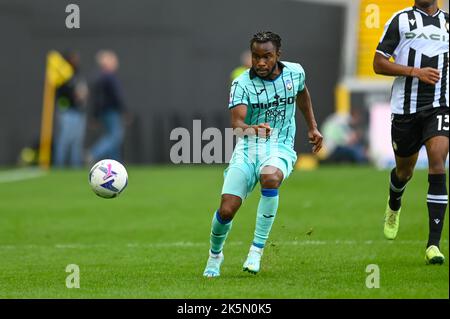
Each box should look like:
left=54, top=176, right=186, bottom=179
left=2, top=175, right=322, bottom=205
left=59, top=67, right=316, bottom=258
left=0, top=168, right=47, bottom=184
left=0, top=240, right=447, bottom=250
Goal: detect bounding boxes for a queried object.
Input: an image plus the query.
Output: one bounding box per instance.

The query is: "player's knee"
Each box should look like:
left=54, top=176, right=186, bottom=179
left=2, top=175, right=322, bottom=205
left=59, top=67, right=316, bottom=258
left=260, top=174, right=282, bottom=189
left=218, top=205, right=238, bottom=221
left=219, top=195, right=241, bottom=221
left=396, top=168, right=414, bottom=182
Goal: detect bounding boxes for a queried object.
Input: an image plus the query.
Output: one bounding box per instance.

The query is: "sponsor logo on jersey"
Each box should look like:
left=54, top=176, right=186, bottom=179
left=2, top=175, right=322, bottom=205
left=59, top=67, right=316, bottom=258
left=405, top=31, right=448, bottom=41
left=265, top=109, right=286, bottom=122
left=251, top=96, right=295, bottom=109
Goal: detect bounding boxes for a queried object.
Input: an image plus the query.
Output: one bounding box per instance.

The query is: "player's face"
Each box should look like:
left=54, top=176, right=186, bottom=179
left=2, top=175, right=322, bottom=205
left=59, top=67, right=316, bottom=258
left=415, top=0, right=436, bottom=9
left=251, top=41, right=280, bottom=78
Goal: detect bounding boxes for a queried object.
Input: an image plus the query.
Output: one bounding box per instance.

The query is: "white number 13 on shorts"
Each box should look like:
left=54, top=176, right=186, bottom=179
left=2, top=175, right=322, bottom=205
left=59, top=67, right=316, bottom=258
left=437, top=114, right=449, bottom=131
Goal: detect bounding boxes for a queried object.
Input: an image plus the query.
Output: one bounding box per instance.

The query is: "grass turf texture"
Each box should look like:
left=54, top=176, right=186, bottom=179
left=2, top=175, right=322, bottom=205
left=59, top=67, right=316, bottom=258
left=0, top=165, right=448, bottom=298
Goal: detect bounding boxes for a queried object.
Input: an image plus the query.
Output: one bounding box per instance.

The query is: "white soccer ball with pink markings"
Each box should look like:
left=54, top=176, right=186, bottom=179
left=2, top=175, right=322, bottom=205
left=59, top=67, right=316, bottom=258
left=89, top=159, right=128, bottom=199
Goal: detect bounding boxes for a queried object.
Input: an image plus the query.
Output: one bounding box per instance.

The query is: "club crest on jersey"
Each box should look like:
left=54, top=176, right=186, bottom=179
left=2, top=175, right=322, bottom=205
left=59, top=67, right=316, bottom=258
left=285, top=79, right=293, bottom=91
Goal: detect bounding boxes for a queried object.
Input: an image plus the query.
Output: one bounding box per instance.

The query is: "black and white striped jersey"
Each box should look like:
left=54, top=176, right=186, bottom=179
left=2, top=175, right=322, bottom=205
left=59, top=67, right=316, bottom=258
left=377, top=6, right=449, bottom=114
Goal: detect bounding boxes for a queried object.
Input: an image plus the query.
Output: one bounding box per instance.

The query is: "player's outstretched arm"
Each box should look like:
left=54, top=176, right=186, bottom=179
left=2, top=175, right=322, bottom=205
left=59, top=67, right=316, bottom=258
left=296, top=86, right=323, bottom=153
left=231, top=105, right=272, bottom=138
left=373, top=52, right=440, bottom=85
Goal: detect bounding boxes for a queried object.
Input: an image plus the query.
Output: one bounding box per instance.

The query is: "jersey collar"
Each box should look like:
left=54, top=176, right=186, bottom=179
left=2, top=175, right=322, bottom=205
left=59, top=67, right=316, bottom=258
left=249, top=61, right=285, bottom=81
left=413, top=6, right=441, bottom=17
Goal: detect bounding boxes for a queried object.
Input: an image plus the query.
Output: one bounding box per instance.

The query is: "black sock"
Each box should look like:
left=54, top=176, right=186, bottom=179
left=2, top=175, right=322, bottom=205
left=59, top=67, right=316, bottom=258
left=427, top=174, right=448, bottom=248
left=389, top=168, right=408, bottom=211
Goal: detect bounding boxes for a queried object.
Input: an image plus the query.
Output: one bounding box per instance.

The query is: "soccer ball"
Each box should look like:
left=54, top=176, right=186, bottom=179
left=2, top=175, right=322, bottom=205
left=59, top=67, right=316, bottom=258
left=89, top=159, right=128, bottom=198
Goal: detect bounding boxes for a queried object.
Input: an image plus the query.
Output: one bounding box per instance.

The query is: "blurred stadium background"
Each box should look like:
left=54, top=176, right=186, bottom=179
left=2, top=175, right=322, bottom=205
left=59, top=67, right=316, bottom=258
left=0, top=0, right=446, bottom=167
left=0, top=0, right=448, bottom=299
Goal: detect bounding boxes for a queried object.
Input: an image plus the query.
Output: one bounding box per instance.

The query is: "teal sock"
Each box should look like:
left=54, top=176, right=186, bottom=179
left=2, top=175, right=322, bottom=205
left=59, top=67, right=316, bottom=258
left=253, top=188, right=279, bottom=248
left=210, top=210, right=232, bottom=254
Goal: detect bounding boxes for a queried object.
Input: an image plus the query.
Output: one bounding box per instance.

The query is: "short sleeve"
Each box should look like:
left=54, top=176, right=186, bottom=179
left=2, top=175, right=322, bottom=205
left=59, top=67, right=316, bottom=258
left=376, top=13, right=401, bottom=58
left=228, top=80, right=249, bottom=109
left=297, top=64, right=306, bottom=93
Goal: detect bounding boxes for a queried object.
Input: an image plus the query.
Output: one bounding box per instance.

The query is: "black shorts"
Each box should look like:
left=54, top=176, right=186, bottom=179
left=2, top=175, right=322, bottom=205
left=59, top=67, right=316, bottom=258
left=391, top=107, right=449, bottom=157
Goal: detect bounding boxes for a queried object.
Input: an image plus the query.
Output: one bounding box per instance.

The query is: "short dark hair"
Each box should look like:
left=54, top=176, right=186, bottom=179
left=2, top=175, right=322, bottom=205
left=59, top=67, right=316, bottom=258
left=250, top=31, right=282, bottom=51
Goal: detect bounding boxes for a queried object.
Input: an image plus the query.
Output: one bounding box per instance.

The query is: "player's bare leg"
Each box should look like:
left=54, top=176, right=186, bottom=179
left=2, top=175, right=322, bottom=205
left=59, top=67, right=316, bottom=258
left=218, top=194, right=242, bottom=221
left=424, top=136, right=448, bottom=265
left=384, top=153, right=418, bottom=239
left=203, top=194, right=241, bottom=277
left=244, top=166, right=283, bottom=274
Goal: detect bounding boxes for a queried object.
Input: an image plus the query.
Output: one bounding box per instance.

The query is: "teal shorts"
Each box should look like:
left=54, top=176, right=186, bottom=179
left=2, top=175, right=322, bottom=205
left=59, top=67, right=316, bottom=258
left=221, top=143, right=297, bottom=200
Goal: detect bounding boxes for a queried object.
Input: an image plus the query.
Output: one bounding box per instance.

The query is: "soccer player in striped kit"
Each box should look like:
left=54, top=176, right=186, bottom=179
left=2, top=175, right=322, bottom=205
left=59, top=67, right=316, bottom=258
left=374, top=0, right=449, bottom=264
left=203, top=31, right=323, bottom=277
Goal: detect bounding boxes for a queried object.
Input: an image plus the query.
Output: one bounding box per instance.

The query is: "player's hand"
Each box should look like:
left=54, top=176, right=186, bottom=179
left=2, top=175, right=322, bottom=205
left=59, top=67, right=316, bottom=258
left=413, top=67, right=440, bottom=85
left=308, top=128, right=323, bottom=154
left=252, top=123, right=272, bottom=138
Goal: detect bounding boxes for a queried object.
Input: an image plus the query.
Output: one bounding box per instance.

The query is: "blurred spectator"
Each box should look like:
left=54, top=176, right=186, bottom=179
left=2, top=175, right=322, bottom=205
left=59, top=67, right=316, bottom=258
left=230, top=50, right=252, bottom=82
left=54, top=51, right=88, bottom=167
left=320, top=108, right=368, bottom=164
left=86, top=50, right=127, bottom=164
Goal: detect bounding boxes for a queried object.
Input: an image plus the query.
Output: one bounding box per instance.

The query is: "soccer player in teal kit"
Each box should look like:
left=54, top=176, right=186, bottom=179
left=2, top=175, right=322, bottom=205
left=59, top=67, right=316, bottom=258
left=203, top=31, right=323, bottom=277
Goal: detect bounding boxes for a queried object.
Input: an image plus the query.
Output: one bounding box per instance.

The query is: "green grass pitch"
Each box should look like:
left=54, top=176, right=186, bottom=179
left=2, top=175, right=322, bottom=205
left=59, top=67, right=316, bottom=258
left=0, top=165, right=448, bottom=298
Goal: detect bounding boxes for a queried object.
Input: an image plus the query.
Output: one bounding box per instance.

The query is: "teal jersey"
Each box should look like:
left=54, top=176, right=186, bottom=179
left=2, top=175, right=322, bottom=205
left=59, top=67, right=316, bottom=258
left=228, top=61, right=306, bottom=148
